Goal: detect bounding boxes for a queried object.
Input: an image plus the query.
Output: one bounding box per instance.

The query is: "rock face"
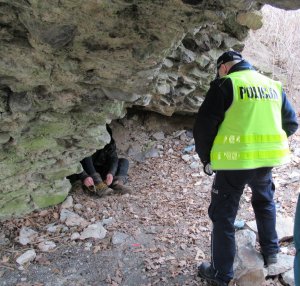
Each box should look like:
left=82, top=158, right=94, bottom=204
left=0, top=0, right=300, bottom=219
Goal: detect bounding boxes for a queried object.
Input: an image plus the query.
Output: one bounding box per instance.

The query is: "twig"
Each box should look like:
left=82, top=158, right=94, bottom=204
left=0, top=264, right=15, bottom=270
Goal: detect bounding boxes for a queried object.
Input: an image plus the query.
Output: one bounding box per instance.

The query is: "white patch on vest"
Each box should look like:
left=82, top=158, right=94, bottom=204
left=224, top=151, right=239, bottom=160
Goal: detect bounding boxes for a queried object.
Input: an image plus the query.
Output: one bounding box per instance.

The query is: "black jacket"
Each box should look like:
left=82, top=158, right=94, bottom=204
left=78, top=125, right=118, bottom=181
left=92, top=129, right=118, bottom=176
left=193, top=60, right=299, bottom=164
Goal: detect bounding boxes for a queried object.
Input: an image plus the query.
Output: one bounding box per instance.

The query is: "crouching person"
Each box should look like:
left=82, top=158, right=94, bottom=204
left=67, top=124, right=132, bottom=197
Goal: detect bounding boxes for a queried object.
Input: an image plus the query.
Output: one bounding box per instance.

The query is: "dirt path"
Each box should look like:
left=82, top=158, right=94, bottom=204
left=1, top=115, right=299, bottom=286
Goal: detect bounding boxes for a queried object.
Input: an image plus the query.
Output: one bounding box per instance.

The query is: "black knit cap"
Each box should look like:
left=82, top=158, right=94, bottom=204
left=217, top=51, right=243, bottom=69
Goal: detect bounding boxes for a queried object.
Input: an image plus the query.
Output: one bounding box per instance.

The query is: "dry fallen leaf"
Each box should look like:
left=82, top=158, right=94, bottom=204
left=52, top=268, right=60, bottom=274
left=93, top=245, right=101, bottom=254
left=1, top=256, right=10, bottom=263
left=195, top=248, right=205, bottom=261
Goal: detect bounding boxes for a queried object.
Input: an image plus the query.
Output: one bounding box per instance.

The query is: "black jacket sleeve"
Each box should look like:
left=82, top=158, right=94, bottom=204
left=92, top=140, right=119, bottom=176
left=81, top=156, right=97, bottom=175
left=106, top=140, right=118, bottom=175
left=193, top=78, right=232, bottom=163
left=101, top=125, right=118, bottom=175
left=77, top=170, right=89, bottom=181
left=281, top=91, right=298, bottom=137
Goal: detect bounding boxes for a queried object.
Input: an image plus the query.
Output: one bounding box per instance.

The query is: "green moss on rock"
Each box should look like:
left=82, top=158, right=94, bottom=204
left=0, top=195, right=32, bottom=220
left=31, top=188, right=69, bottom=208
left=19, top=136, right=58, bottom=153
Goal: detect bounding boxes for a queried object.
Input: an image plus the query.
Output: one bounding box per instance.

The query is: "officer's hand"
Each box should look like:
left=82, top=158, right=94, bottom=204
left=83, top=176, right=95, bottom=187
left=105, top=173, right=113, bottom=186
left=203, top=162, right=214, bottom=176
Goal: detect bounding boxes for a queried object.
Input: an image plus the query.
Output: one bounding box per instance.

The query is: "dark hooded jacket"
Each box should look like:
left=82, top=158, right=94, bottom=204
left=91, top=125, right=118, bottom=176
left=76, top=125, right=118, bottom=181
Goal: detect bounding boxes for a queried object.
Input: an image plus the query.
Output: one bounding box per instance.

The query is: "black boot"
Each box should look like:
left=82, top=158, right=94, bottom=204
left=111, top=176, right=132, bottom=195
left=198, top=262, right=228, bottom=286
left=95, top=182, right=114, bottom=197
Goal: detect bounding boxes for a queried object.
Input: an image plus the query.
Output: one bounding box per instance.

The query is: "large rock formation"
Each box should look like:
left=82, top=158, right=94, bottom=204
left=0, top=0, right=299, bottom=219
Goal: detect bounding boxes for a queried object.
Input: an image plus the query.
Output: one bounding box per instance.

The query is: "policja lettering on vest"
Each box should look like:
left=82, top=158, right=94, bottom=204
left=239, top=86, right=279, bottom=100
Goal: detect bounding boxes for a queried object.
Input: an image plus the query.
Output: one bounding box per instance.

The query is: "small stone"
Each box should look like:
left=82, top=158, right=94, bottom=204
left=46, top=223, right=59, bottom=233
left=80, top=223, right=107, bottom=240
left=190, top=162, right=199, bottom=169
left=16, top=250, right=36, bottom=265
left=162, top=58, right=173, bottom=68
left=145, top=147, right=159, bottom=158
left=60, top=209, right=88, bottom=227
left=0, top=232, right=9, bottom=246
left=156, top=83, right=170, bottom=95
left=152, top=131, right=165, bottom=141
left=74, top=204, right=83, bottom=210
left=157, top=144, right=164, bottom=150
left=173, top=130, right=185, bottom=138
left=18, top=227, right=38, bottom=246
left=61, top=196, right=73, bottom=209
left=167, top=148, right=174, bottom=154
left=38, top=240, right=56, bottom=252
left=234, top=220, right=245, bottom=229
left=183, top=145, right=195, bottom=153
left=180, top=133, right=187, bottom=141
left=192, top=154, right=200, bottom=161
left=182, top=155, right=191, bottom=162
left=71, top=232, right=80, bottom=240
left=112, top=232, right=129, bottom=245
left=84, top=242, right=93, bottom=251
left=191, top=173, right=201, bottom=177
left=39, top=210, right=49, bottom=217
left=102, top=217, right=115, bottom=226
left=61, top=226, right=69, bottom=232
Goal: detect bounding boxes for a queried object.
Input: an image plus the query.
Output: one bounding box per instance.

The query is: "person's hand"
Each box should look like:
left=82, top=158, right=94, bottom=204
left=203, top=162, right=214, bottom=176
left=105, top=173, right=113, bottom=186
left=83, top=176, right=95, bottom=187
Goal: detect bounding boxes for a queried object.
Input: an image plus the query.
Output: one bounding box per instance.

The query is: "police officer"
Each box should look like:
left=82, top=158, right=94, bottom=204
left=193, top=51, right=298, bottom=286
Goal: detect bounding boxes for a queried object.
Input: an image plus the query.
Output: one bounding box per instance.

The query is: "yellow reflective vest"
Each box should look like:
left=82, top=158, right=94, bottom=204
left=211, top=70, right=290, bottom=170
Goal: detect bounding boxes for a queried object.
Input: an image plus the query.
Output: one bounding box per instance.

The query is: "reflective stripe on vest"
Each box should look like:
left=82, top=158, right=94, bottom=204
left=210, top=70, right=290, bottom=170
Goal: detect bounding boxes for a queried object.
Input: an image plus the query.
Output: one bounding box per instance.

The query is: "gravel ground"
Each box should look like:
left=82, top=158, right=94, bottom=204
left=0, top=114, right=299, bottom=286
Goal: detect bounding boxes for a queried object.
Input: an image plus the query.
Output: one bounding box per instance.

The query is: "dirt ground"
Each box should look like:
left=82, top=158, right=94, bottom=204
left=0, top=113, right=299, bottom=286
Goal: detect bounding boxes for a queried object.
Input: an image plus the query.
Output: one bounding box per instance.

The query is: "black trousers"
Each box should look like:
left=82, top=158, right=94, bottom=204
left=209, top=167, right=278, bottom=282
